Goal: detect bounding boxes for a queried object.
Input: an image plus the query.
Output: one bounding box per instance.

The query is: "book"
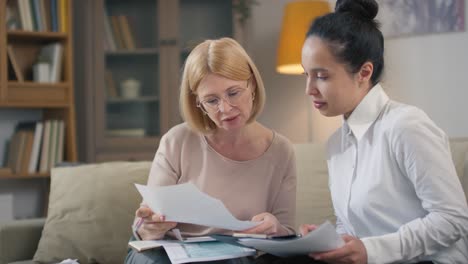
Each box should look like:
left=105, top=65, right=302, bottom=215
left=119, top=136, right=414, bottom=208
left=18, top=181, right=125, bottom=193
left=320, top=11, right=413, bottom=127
left=30, top=0, right=42, bottom=31
left=118, top=16, right=136, bottom=50
left=39, top=120, right=51, bottom=173
left=58, top=0, right=67, bottom=33
left=20, top=131, right=35, bottom=173
left=38, top=43, right=63, bottom=82
left=105, top=70, right=118, bottom=98
left=106, top=128, right=145, bottom=137
left=6, top=1, right=22, bottom=30
left=6, top=133, right=21, bottom=173
left=110, top=16, right=125, bottom=49
left=55, top=120, right=64, bottom=165
left=50, top=0, right=58, bottom=32
left=103, top=11, right=116, bottom=51
left=48, top=120, right=57, bottom=169
left=7, top=45, right=24, bottom=82
left=14, top=131, right=27, bottom=174
left=39, top=0, right=49, bottom=31
left=28, top=122, right=43, bottom=173
left=17, top=0, right=33, bottom=31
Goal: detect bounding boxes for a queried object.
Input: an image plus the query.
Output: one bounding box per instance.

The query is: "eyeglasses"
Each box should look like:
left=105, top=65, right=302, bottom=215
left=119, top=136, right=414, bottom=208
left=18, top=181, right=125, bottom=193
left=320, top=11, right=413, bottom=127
left=197, top=87, right=250, bottom=114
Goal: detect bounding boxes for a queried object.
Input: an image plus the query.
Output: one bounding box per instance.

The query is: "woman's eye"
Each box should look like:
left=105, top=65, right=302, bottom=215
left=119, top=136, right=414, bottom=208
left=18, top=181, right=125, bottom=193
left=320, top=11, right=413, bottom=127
left=228, top=91, right=240, bottom=97
left=205, top=98, right=219, bottom=105
left=317, top=75, right=328, bottom=80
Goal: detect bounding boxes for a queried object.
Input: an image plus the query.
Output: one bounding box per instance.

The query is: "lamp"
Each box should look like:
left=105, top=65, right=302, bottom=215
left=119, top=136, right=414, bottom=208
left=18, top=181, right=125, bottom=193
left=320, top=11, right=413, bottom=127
left=276, top=1, right=331, bottom=74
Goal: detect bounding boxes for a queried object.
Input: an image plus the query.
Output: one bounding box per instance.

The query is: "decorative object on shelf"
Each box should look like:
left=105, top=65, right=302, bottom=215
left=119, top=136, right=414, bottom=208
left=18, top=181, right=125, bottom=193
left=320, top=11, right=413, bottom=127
left=120, top=78, right=141, bottom=99
left=232, top=0, right=259, bottom=27
left=276, top=0, right=330, bottom=75
left=377, top=0, right=466, bottom=38
left=33, top=56, right=50, bottom=83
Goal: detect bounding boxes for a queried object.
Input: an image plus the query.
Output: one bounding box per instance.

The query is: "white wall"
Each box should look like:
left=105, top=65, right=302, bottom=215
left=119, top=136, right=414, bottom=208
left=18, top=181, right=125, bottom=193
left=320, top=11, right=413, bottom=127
left=250, top=0, right=468, bottom=143
left=383, top=2, right=468, bottom=137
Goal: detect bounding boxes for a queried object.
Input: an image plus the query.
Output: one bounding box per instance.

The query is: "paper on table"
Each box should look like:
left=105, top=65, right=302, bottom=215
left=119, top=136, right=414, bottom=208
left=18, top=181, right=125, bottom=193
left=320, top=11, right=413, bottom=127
left=238, top=221, right=345, bottom=257
left=163, top=241, right=256, bottom=264
left=135, top=183, right=259, bottom=230
left=129, top=237, right=216, bottom=252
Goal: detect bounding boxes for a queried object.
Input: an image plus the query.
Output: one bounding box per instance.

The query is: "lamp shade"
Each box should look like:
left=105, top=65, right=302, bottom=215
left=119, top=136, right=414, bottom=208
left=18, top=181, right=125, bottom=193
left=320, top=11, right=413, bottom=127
left=276, top=1, right=331, bottom=74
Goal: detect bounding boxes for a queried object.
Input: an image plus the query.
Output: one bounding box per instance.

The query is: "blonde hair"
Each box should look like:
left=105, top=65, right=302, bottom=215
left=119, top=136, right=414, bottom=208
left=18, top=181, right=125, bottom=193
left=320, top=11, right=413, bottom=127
left=180, top=37, right=266, bottom=134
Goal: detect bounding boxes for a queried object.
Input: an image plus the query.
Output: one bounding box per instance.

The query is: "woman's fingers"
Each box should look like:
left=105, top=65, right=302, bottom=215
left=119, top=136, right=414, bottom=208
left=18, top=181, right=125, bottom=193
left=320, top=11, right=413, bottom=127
left=136, top=207, right=153, bottom=218
left=299, top=224, right=317, bottom=236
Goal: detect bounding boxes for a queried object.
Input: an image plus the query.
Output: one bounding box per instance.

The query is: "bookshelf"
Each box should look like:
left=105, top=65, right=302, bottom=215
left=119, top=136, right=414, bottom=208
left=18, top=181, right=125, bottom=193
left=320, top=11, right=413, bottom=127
left=75, top=0, right=242, bottom=162
left=0, top=0, right=77, bottom=179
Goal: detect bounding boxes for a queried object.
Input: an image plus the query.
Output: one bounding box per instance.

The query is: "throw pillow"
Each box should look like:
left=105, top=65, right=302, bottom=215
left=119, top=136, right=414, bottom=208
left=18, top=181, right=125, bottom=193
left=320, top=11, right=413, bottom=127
left=33, top=161, right=150, bottom=264
left=294, top=143, right=335, bottom=228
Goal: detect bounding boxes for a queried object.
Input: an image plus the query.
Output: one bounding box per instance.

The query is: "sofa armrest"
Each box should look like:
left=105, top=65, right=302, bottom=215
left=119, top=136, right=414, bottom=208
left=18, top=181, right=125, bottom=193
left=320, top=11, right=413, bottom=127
left=0, top=218, right=45, bottom=264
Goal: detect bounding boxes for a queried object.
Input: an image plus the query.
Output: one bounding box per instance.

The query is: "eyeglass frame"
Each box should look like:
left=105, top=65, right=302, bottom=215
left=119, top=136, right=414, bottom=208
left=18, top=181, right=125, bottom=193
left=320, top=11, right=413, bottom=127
left=195, top=81, right=255, bottom=114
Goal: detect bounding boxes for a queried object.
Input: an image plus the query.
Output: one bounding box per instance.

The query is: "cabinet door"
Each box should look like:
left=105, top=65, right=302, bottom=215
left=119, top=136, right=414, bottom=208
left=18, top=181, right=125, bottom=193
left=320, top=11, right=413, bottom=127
left=104, top=0, right=160, bottom=137
left=160, top=0, right=235, bottom=127
left=91, top=0, right=237, bottom=161
left=94, top=0, right=162, bottom=160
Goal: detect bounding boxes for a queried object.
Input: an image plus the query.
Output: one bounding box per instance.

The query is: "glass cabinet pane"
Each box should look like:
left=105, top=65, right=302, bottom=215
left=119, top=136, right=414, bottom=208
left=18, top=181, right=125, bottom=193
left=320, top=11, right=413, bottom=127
left=103, top=0, right=160, bottom=138
left=180, top=0, right=233, bottom=50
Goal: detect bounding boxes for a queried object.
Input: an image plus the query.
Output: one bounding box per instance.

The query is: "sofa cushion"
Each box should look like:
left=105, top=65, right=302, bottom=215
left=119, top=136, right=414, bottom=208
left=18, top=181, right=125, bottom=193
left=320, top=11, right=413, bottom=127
left=294, top=143, right=335, bottom=228
left=33, top=162, right=150, bottom=264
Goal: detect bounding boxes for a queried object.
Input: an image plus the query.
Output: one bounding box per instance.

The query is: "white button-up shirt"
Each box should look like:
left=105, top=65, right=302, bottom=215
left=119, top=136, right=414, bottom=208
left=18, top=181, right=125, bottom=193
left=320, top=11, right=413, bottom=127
left=327, top=84, right=468, bottom=264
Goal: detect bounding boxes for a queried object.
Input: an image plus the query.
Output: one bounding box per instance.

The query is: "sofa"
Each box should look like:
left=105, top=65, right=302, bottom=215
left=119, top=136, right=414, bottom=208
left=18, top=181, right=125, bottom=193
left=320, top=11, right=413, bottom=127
left=1, top=139, right=467, bottom=264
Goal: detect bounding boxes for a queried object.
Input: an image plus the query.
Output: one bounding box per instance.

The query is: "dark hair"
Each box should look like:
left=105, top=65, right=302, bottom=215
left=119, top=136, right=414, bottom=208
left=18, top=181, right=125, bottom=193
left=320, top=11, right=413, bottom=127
left=306, top=0, right=384, bottom=85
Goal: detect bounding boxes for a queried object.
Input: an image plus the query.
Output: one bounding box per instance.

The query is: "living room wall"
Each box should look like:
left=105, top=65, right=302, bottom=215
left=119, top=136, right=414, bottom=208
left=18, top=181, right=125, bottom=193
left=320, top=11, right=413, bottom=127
left=251, top=0, right=468, bottom=143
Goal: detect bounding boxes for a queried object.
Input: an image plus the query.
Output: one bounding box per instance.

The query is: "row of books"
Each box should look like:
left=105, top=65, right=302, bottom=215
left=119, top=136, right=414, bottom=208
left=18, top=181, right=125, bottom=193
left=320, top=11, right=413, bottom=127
left=8, top=42, right=63, bottom=82
left=6, top=120, right=65, bottom=175
left=104, top=14, right=137, bottom=51
left=6, top=0, right=68, bottom=32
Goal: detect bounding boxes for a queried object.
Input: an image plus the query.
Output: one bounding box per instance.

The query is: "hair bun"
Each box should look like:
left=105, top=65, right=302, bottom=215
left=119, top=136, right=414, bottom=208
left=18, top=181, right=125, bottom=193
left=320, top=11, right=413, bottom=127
left=335, top=0, right=379, bottom=20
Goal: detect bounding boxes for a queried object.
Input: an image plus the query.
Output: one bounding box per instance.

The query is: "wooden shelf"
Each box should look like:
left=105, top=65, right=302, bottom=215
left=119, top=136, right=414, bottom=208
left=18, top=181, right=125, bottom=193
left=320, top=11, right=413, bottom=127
left=107, top=96, right=159, bottom=104
left=105, top=48, right=159, bottom=56
left=1, top=0, right=78, bottom=173
left=7, top=30, right=68, bottom=42
left=0, top=173, right=49, bottom=180
left=1, top=82, right=71, bottom=107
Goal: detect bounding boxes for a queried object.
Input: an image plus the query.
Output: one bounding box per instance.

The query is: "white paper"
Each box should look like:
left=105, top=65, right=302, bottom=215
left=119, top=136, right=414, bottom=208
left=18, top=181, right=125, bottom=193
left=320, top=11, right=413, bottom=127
left=135, top=183, right=259, bottom=230
left=239, top=221, right=345, bottom=257
left=56, top=259, right=79, bottom=264
left=163, top=241, right=256, bottom=264
left=129, top=237, right=216, bottom=252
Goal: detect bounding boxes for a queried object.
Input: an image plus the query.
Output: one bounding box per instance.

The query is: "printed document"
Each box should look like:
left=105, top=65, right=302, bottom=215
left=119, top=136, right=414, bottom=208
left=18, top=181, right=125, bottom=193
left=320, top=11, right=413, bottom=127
left=135, top=183, right=259, bottom=230
left=238, top=221, right=344, bottom=257
left=163, top=241, right=256, bottom=264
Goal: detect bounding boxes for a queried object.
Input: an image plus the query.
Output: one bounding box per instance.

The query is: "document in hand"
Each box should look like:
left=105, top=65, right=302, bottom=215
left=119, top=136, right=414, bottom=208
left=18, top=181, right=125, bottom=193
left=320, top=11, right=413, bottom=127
left=212, top=221, right=344, bottom=257
left=135, top=183, right=259, bottom=230
left=129, top=240, right=256, bottom=264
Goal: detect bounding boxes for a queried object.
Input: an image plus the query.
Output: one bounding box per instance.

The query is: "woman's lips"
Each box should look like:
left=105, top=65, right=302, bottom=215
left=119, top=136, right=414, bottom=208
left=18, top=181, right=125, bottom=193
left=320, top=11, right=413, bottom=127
left=314, top=101, right=326, bottom=109
left=222, top=115, right=238, bottom=122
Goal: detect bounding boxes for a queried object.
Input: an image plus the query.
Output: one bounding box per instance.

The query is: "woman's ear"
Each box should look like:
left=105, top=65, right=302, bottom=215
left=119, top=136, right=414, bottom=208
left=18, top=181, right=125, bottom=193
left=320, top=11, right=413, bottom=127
left=358, top=62, right=374, bottom=83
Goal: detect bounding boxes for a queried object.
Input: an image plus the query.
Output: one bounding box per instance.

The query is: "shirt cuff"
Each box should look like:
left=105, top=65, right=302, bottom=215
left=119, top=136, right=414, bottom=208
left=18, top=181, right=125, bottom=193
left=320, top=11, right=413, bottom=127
left=132, top=217, right=144, bottom=241
left=362, top=233, right=402, bottom=264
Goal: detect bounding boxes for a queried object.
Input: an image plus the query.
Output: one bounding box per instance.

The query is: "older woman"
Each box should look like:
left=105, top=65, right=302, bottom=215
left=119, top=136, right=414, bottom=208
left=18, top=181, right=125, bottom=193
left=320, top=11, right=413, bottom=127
left=125, top=37, right=297, bottom=264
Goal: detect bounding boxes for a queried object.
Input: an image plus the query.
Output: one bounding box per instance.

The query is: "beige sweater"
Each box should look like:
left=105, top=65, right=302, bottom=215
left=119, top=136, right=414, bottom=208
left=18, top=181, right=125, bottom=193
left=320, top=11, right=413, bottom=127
left=146, top=123, right=297, bottom=237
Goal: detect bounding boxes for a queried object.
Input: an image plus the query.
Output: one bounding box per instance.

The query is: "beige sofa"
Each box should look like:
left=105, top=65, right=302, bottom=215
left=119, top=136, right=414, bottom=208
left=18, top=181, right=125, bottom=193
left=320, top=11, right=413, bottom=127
left=1, top=139, right=467, bottom=264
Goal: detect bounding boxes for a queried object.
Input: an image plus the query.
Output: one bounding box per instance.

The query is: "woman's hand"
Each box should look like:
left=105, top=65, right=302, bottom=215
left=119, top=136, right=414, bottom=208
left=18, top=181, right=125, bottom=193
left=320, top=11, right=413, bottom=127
left=135, top=205, right=177, bottom=240
left=299, top=223, right=317, bottom=236
left=240, top=212, right=289, bottom=236
left=310, top=235, right=367, bottom=264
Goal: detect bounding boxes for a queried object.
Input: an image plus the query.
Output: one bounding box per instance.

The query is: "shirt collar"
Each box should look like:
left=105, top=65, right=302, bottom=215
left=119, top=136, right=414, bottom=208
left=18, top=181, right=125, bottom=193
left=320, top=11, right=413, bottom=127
left=345, top=84, right=389, bottom=141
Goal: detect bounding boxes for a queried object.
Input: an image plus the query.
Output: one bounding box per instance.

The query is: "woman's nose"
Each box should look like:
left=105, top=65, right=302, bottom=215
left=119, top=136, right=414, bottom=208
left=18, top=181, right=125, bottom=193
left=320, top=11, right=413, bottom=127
left=306, top=83, right=319, bottom=96
left=218, top=98, right=233, bottom=112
